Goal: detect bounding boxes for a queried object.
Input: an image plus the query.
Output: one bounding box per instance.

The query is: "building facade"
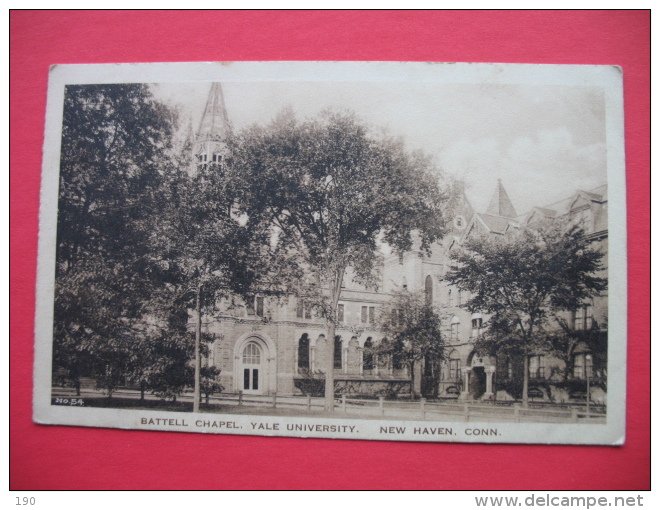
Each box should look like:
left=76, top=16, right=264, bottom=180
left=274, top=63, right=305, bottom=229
left=195, top=84, right=608, bottom=403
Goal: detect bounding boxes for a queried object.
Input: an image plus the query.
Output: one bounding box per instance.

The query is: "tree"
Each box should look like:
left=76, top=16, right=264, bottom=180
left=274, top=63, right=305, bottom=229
left=152, top=152, right=281, bottom=410
left=445, top=222, right=607, bottom=406
left=54, top=83, right=178, bottom=396
left=54, top=83, right=276, bottom=407
left=378, top=291, right=445, bottom=399
left=544, top=315, right=608, bottom=388
left=232, top=110, right=447, bottom=410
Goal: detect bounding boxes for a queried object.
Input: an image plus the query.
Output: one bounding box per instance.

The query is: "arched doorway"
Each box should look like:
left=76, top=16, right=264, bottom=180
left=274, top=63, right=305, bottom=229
left=461, top=351, right=496, bottom=400
left=241, top=341, right=263, bottom=394
left=235, top=335, right=273, bottom=395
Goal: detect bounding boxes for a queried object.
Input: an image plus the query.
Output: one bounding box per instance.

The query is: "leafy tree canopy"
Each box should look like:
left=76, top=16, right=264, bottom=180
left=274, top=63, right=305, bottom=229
left=445, top=221, right=606, bottom=404
left=232, top=109, right=447, bottom=309
left=446, top=222, right=606, bottom=333
left=378, top=291, right=445, bottom=398
left=231, top=109, right=448, bottom=409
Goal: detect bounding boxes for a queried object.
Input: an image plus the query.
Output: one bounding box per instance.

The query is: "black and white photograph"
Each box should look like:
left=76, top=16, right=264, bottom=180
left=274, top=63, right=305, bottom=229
left=33, top=62, right=627, bottom=444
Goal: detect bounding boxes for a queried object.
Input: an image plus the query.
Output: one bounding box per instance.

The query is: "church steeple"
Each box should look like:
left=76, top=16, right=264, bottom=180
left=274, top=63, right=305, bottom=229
left=485, top=179, right=517, bottom=218
left=193, top=83, right=231, bottom=170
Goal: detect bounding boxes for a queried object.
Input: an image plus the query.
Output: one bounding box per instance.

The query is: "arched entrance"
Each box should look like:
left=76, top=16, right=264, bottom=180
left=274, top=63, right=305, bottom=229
left=460, top=351, right=496, bottom=401
left=234, top=334, right=274, bottom=395
left=469, top=366, right=487, bottom=399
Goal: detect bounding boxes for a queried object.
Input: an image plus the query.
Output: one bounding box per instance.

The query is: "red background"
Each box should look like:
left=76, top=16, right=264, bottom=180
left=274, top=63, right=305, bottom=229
left=10, top=10, right=650, bottom=490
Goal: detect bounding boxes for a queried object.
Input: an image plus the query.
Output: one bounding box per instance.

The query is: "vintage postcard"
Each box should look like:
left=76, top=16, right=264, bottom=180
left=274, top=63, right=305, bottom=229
left=34, top=62, right=626, bottom=444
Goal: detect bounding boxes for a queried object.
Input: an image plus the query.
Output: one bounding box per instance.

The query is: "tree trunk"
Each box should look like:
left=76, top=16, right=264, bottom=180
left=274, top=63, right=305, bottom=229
left=409, top=361, right=416, bottom=400
left=324, top=319, right=337, bottom=411
left=522, top=354, right=529, bottom=408
left=140, top=380, right=146, bottom=401
left=323, top=267, right=345, bottom=412
left=193, top=283, right=202, bottom=413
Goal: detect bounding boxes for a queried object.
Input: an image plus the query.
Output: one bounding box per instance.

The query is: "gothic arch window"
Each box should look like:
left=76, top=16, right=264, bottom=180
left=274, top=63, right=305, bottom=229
left=363, top=337, right=374, bottom=371
left=242, top=342, right=261, bottom=364
left=573, top=352, right=593, bottom=379
left=334, top=336, right=342, bottom=369
left=447, top=350, right=461, bottom=381
left=297, top=334, right=310, bottom=370
left=425, top=275, right=433, bottom=305
left=447, top=289, right=453, bottom=307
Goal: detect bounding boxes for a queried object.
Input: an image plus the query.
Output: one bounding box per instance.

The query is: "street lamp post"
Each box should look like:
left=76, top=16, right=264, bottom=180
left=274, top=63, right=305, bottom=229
left=193, top=283, right=202, bottom=413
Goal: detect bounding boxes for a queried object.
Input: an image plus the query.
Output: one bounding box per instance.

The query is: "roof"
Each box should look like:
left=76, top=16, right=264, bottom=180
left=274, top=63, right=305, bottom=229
left=476, top=213, right=513, bottom=234
left=196, top=83, right=231, bottom=143
left=485, top=179, right=517, bottom=218
left=533, top=207, right=558, bottom=218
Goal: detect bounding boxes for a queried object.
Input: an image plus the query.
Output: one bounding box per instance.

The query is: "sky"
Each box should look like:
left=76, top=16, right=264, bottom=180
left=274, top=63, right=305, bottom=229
left=151, top=80, right=607, bottom=216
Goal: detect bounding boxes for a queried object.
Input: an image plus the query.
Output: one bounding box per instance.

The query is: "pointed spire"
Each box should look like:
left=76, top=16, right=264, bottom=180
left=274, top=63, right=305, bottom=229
left=485, top=179, right=517, bottom=218
left=192, top=83, right=231, bottom=172
left=196, top=83, right=230, bottom=143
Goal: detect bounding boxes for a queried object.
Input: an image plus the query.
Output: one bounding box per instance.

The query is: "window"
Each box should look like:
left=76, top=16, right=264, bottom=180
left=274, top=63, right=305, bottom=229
left=296, top=300, right=312, bottom=319
left=361, top=305, right=376, bottom=324
left=501, top=360, right=513, bottom=380
left=337, top=304, right=345, bottom=323
left=297, top=334, right=310, bottom=370
left=334, top=336, right=342, bottom=369
left=457, top=290, right=462, bottom=306
left=447, top=289, right=453, bottom=307
left=471, top=317, right=483, bottom=338
left=391, top=309, right=404, bottom=326
left=363, top=338, right=374, bottom=371
left=529, top=355, right=545, bottom=379
left=212, top=153, right=223, bottom=163
left=573, top=353, right=593, bottom=379
left=255, top=296, right=264, bottom=317
left=425, top=275, right=433, bottom=305
left=450, top=320, right=460, bottom=341
left=242, top=342, right=261, bottom=364
left=393, top=352, right=404, bottom=370
left=449, top=358, right=461, bottom=380
left=246, top=296, right=264, bottom=317
left=575, top=304, right=593, bottom=331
